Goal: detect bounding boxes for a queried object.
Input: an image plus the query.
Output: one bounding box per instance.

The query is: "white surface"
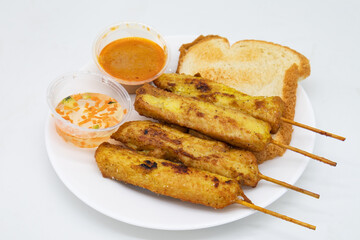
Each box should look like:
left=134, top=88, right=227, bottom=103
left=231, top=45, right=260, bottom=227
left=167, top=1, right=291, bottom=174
left=1, top=0, right=359, bottom=239
left=45, top=36, right=315, bottom=230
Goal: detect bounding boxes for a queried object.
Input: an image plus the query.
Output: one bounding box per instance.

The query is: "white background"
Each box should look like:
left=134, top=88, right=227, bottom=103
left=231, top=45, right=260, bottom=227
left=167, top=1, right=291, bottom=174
left=1, top=0, right=359, bottom=239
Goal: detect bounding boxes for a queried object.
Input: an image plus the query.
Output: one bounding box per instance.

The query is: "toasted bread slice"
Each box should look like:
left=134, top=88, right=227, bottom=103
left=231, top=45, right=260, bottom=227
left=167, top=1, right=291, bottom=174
left=177, top=35, right=310, bottom=163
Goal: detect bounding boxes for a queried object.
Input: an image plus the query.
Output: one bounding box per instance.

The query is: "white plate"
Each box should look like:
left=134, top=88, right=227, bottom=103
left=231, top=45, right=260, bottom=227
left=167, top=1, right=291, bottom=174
left=45, top=36, right=316, bottom=230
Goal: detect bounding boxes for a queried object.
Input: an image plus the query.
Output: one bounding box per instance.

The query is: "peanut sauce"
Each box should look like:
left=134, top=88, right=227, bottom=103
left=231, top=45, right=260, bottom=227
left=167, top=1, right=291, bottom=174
left=98, top=37, right=166, bottom=81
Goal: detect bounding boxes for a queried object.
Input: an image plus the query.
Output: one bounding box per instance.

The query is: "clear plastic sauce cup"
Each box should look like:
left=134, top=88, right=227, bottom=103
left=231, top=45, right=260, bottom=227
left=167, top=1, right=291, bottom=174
left=93, top=22, right=169, bottom=93
left=47, top=72, right=132, bottom=148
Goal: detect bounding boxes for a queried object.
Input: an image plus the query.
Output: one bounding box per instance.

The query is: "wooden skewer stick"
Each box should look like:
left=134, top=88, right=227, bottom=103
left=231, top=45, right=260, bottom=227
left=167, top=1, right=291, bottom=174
left=258, top=173, right=320, bottom=199
left=281, top=117, right=346, bottom=141
left=271, top=140, right=337, bottom=166
left=236, top=199, right=316, bottom=230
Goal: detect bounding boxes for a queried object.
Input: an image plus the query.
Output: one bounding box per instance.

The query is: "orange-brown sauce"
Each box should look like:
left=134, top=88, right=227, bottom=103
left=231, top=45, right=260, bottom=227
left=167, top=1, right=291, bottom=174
left=98, top=37, right=166, bottom=81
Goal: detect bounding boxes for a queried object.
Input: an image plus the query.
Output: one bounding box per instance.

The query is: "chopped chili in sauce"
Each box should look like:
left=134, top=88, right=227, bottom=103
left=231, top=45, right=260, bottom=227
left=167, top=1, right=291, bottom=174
left=55, top=92, right=123, bottom=129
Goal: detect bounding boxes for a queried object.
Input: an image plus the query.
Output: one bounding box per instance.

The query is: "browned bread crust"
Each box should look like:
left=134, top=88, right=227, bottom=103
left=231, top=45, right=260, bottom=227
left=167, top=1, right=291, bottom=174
left=177, top=35, right=310, bottom=79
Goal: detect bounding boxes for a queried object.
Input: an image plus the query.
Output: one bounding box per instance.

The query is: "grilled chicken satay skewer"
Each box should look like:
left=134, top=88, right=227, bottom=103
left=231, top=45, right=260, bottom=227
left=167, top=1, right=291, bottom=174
left=96, top=143, right=316, bottom=230
left=188, top=127, right=336, bottom=167
left=112, top=121, right=319, bottom=198
left=154, top=73, right=345, bottom=141
left=134, top=84, right=336, bottom=166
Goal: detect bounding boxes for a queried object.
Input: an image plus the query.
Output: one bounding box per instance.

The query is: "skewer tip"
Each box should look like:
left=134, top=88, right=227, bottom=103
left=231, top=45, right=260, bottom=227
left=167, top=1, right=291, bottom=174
left=271, top=140, right=337, bottom=167
left=236, top=199, right=316, bottom=230
left=259, top=173, right=320, bottom=199
left=281, top=117, right=345, bottom=141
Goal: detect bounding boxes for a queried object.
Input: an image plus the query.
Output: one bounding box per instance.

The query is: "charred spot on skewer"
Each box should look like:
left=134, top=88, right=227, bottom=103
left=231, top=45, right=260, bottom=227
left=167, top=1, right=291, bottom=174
left=225, top=180, right=232, bottom=184
left=146, top=128, right=164, bottom=137
left=173, top=138, right=182, bottom=144
left=191, top=96, right=199, bottom=101
left=221, top=93, right=235, bottom=98
left=177, top=148, right=196, bottom=159
left=161, top=162, right=189, bottom=174
left=199, top=93, right=216, bottom=102
left=196, top=112, right=204, bottom=117
left=255, top=100, right=265, bottom=109
left=230, top=100, right=240, bottom=108
left=212, top=177, right=220, bottom=188
left=195, top=81, right=211, bottom=92
left=142, top=128, right=181, bottom=145
left=140, top=160, right=157, bottom=170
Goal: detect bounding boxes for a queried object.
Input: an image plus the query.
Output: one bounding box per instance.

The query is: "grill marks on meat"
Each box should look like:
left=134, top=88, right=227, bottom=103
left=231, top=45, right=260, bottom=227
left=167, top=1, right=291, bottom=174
left=140, top=127, right=181, bottom=145
left=196, top=112, right=205, bottom=117
left=140, top=160, right=158, bottom=171
left=161, top=162, right=189, bottom=174
left=255, top=100, right=265, bottom=109
left=194, top=80, right=211, bottom=92
left=111, top=121, right=260, bottom=187
left=153, top=74, right=284, bottom=133
left=212, top=177, right=220, bottom=188
left=133, top=84, right=272, bottom=152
